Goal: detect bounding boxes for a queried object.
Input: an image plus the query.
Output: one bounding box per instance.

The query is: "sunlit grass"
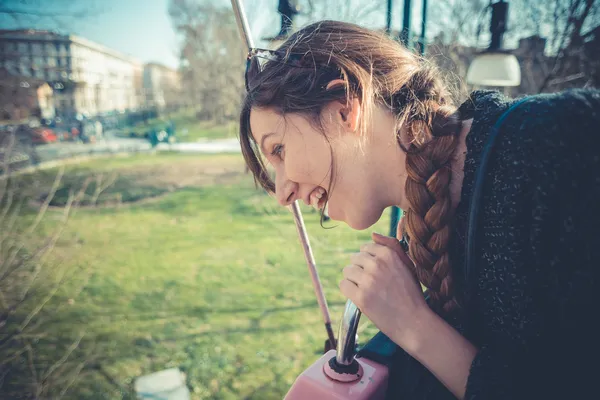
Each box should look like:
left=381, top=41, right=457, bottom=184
left=19, top=153, right=388, bottom=399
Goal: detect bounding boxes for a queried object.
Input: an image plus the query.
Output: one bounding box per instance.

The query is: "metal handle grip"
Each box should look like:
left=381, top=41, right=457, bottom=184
left=335, top=300, right=361, bottom=366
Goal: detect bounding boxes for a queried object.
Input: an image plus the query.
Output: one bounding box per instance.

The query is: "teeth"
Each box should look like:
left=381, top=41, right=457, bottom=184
left=309, top=187, right=327, bottom=210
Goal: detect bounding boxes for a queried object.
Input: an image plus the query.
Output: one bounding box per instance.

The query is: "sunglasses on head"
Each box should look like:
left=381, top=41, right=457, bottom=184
left=244, top=48, right=306, bottom=92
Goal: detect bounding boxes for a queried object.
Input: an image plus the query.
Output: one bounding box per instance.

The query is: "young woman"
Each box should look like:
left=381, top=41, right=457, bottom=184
left=239, top=21, right=600, bottom=399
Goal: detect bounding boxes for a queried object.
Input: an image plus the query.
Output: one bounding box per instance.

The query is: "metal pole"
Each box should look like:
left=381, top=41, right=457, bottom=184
left=390, top=0, right=413, bottom=237
left=389, top=207, right=401, bottom=237
left=229, top=0, right=336, bottom=350
left=386, top=0, right=393, bottom=34
left=401, top=0, right=412, bottom=47
left=420, top=0, right=428, bottom=55
left=230, top=0, right=255, bottom=48
left=288, top=202, right=336, bottom=348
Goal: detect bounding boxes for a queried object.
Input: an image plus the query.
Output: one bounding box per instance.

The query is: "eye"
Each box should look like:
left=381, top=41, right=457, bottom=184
left=271, top=144, right=284, bottom=159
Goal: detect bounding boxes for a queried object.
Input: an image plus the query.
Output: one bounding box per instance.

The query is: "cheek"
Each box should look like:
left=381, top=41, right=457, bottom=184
left=286, top=139, right=332, bottom=184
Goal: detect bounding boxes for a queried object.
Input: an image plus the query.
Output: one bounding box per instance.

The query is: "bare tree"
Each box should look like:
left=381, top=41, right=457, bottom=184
left=426, top=0, right=599, bottom=95
left=299, top=0, right=387, bottom=27
left=169, top=0, right=246, bottom=123
left=538, top=0, right=599, bottom=91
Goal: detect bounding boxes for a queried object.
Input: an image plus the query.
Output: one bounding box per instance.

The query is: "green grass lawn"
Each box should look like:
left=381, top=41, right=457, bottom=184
left=10, top=153, right=390, bottom=399
left=113, top=109, right=238, bottom=142
left=179, top=121, right=238, bottom=142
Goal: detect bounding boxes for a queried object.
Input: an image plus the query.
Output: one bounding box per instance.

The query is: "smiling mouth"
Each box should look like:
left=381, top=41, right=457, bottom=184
left=309, top=187, right=328, bottom=210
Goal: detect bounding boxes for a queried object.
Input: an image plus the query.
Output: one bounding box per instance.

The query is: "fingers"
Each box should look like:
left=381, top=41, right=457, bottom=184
left=339, top=278, right=358, bottom=299
left=342, top=264, right=365, bottom=286
left=350, top=251, right=377, bottom=270
left=370, top=233, right=413, bottom=267
left=360, top=242, right=392, bottom=263
left=371, top=232, right=405, bottom=255
left=340, top=264, right=372, bottom=299
left=359, top=242, right=378, bottom=257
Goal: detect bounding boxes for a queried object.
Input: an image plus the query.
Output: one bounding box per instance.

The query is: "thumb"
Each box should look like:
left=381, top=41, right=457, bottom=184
left=372, top=232, right=405, bottom=254
left=372, top=232, right=412, bottom=266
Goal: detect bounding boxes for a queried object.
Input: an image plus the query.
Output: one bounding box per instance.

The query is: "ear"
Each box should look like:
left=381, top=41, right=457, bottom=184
left=326, top=79, right=361, bottom=133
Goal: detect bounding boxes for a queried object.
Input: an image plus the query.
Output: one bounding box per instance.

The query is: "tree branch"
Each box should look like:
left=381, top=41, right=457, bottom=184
left=0, top=7, right=88, bottom=18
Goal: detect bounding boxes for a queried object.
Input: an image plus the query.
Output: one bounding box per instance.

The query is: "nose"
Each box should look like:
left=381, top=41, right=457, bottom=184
left=275, top=169, right=299, bottom=207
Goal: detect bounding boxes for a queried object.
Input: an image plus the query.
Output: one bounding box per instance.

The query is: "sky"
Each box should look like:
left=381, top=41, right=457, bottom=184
left=0, top=0, right=423, bottom=70
left=1, top=0, right=543, bottom=69
left=78, top=0, right=181, bottom=69
left=1, top=0, right=181, bottom=69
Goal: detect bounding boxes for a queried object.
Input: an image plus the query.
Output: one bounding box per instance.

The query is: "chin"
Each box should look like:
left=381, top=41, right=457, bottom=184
left=331, top=204, right=383, bottom=231
left=346, top=219, right=374, bottom=231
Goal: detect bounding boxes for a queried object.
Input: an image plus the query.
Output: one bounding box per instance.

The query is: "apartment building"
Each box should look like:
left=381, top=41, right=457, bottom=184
left=0, top=29, right=143, bottom=119
left=143, top=62, right=181, bottom=110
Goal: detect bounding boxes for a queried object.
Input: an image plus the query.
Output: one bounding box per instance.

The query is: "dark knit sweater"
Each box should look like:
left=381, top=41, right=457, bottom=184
left=386, top=88, right=600, bottom=399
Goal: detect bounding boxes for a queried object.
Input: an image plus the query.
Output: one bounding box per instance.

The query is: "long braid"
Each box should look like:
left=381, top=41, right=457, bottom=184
left=395, top=68, right=462, bottom=313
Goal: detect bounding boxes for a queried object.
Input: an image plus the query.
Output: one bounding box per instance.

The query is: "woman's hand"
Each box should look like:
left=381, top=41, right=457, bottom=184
left=340, top=232, right=478, bottom=399
left=339, top=232, right=431, bottom=351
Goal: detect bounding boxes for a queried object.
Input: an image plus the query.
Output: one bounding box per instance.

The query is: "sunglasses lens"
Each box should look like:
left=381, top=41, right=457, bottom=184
left=245, top=56, right=261, bottom=91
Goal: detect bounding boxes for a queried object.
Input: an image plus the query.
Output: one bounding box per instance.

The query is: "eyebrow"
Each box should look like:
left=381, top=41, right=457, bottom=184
left=259, top=132, right=276, bottom=155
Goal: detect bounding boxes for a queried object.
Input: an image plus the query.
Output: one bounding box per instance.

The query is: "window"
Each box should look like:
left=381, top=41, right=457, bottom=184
left=45, top=43, right=56, bottom=55
left=5, top=60, right=16, bottom=72
left=32, top=43, right=43, bottom=55
left=18, top=42, right=28, bottom=53
left=47, top=57, right=57, bottom=67
left=33, top=57, right=43, bottom=67
left=19, top=63, right=30, bottom=76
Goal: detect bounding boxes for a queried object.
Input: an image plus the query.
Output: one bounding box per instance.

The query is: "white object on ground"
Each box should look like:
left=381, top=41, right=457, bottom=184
left=134, top=368, right=190, bottom=400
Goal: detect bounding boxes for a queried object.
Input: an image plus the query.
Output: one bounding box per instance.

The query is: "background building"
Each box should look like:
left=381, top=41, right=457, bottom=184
left=0, top=67, right=55, bottom=120
left=143, top=62, right=181, bottom=112
left=0, top=29, right=143, bottom=120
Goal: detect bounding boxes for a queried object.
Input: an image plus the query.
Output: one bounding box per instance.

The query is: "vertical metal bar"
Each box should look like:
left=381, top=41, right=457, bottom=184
left=288, top=202, right=336, bottom=347
left=389, top=0, right=412, bottom=237
left=389, top=206, right=401, bottom=237
left=401, top=0, right=412, bottom=47
left=420, top=0, right=428, bottom=55
left=229, top=0, right=336, bottom=349
left=230, top=0, right=255, bottom=49
left=386, top=0, right=393, bottom=34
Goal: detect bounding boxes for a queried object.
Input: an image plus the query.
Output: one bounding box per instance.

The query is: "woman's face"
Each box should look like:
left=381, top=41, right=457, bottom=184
left=249, top=99, right=405, bottom=230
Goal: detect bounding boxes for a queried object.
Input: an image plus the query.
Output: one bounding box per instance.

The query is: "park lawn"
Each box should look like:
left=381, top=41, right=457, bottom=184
left=20, top=152, right=388, bottom=399
left=167, top=108, right=238, bottom=142
left=178, top=121, right=238, bottom=142
left=112, top=107, right=238, bottom=141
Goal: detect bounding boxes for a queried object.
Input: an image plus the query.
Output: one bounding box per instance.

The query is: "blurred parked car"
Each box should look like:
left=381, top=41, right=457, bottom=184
left=0, top=124, right=42, bottom=172
left=41, top=117, right=81, bottom=142
left=31, top=126, right=58, bottom=144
